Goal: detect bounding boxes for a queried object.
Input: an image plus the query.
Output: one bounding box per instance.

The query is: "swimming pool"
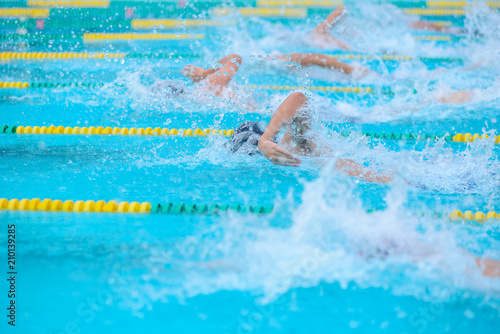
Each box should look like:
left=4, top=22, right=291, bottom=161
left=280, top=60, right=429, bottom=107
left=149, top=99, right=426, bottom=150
left=1, top=0, right=500, bottom=333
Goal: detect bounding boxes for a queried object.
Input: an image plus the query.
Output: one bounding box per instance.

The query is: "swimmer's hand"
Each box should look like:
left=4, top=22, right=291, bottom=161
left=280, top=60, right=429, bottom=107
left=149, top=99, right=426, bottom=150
left=181, top=64, right=212, bottom=82
left=258, top=138, right=301, bottom=167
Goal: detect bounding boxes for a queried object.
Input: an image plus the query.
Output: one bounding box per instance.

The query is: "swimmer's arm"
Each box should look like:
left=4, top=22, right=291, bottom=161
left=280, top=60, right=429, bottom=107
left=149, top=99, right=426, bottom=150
left=258, top=93, right=307, bottom=166
left=437, top=90, right=474, bottom=104
left=311, top=6, right=352, bottom=50
left=335, top=158, right=394, bottom=184
left=474, top=257, right=500, bottom=278
left=279, top=53, right=374, bottom=77
left=313, top=6, right=347, bottom=36
left=410, top=20, right=463, bottom=34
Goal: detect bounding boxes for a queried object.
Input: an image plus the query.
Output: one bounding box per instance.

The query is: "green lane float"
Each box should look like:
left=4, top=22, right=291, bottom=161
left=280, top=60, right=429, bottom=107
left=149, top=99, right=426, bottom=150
left=150, top=202, right=273, bottom=215
left=1, top=125, right=17, bottom=134
left=0, top=198, right=273, bottom=215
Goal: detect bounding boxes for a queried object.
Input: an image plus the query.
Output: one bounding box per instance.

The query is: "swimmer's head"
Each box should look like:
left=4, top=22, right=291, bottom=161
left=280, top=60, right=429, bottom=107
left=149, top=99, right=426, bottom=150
left=151, top=80, right=185, bottom=96
left=165, top=83, right=184, bottom=95
left=227, top=121, right=269, bottom=156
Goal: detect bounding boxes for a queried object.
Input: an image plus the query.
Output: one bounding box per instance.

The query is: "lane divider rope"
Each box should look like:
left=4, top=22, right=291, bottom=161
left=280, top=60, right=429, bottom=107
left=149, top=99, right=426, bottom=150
left=0, top=3, right=495, bottom=22
left=27, top=0, right=110, bottom=7
left=131, top=19, right=234, bottom=29
left=213, top=7, right=308, bottom=18
left=372, top=208, right=499, bottom=223
left=0, top=198, right=273, bottom=215
left=372, top=208, right=498, bottom=223
left=2, top=125, right=235, bottom=137
left=413, top=35, right=453, bottom=41
left=328, top=54, right=463, bottom=62
left=0, top=19, right=133, bottom=29
left=0, top=198, right=495, bottom=221
left=404, top=8, right=467, bottom=15
left=0, top=51, right=200, bottom=59
left=0, top=81, right=400, bottom=98
left=0, top=7, right=304, bottom=20
left=0, top=81, right=384, bottom=95
left=427, top=20, right=453, bottom=26
left=0, top=81, right=472, bottom=102
left=0, top=52, right=126, bottom=59
left=0, top=8, right=50, bottom=18
left=450, top=210, right=499, bottom=222
left=248, top=84, right=374, bottom=94
left=426, top=1, right=500, bottom=8
left=2, top=124, right=498, bottom=144
left=83, top=33, right=205, bottom=42
left=343, top=130, right=500, bottom=144
left=0, top=51, right=463, bottom=63
left=0, top=81, right=110, bottom=88
left=256, top=0, right=342, bottom=7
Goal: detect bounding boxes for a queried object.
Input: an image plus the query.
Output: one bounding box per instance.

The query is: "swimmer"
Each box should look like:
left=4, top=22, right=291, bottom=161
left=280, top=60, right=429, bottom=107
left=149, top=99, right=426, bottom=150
left=180, top=53, right=471, bottom=107
left=228, top=92, right=394, bottom=184
left=266, top=54, right=475, bottom=103
left=183, top=52, right=369, bottom=86
left=273, top=52, right=374, bottom=78
left=475, top=258, right=500, bottom=278
left=181, top=53, right=243, bottom=97
left=437, top=89, right=475, bottom=104
left=409, top=20, right=465, bottom=34
left=311, top=5, right=352, bottom=50
left=359, top=239, right=500, bottom=279
left=312, top=6, right=466, bottom=50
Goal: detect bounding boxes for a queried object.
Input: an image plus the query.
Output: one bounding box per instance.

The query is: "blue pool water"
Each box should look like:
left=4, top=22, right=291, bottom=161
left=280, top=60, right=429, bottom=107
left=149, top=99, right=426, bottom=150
left=1, top=1, right=500, bottom=333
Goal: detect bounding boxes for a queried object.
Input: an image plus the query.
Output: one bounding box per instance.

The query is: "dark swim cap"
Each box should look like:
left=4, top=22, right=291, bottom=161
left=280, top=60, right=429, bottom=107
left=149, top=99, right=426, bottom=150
left=165, top=83, right=184, bottom=95
left=151, top=80, right=185, bottom=96
left=227, top=121, right=270, bottom=156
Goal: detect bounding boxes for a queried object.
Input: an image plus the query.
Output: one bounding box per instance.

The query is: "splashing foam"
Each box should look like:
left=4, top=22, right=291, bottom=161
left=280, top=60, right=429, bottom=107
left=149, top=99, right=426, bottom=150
left=113, top=158, right=499, bottom=314
left=330, top=132, right=500, bottom=195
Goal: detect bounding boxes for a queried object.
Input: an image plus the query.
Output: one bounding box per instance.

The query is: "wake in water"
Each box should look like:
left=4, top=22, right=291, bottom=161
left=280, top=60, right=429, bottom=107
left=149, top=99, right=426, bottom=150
left=111, top=169, right=500, bottom=316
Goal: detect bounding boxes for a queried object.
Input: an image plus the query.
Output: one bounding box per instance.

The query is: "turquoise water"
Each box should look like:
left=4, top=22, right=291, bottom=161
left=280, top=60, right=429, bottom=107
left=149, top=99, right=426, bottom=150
left=1, top=1, right=500, bottom=333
